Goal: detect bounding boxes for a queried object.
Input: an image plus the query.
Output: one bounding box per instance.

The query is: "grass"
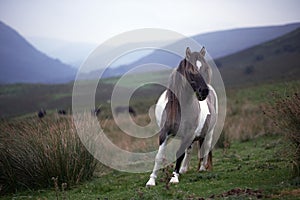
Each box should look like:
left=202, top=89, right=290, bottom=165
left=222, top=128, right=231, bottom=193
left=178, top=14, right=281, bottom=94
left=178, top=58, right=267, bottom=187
left=0, top=116, right=98, bottom=195
left=101, top=69, right=171, bottom=88
left=222, top=80, right=300, bottom=141
left=1, top=70, right=300, bottom=198
left=1, top=134, right=299, bottom=199
left=232, top=80, right=300, bottom=104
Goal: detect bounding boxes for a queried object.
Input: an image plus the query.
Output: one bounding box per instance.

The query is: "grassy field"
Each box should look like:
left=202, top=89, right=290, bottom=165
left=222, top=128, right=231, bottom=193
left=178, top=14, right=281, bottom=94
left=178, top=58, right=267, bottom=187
left=0, top=79, right=299, bottom=199
left=1, top=25, right=300, bottom=200
left=1, top=135, right=299, bottom=199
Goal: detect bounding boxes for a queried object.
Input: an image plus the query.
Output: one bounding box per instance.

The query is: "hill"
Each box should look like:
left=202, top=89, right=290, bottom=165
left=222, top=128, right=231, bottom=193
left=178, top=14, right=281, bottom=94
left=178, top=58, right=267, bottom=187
left=85, top=23, right=300, bottom=78
left=217, top=28, right=300, bottom=87
left=1, top=26, right=300, bottom=118
left=27, top=37, right=98, bottom=67
left=0, top=21, right=77, bottom=84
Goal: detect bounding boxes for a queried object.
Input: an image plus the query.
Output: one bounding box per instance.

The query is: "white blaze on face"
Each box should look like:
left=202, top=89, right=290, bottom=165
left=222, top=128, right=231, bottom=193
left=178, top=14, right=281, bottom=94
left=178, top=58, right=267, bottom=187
left=196, top=60, right=202, bottom=69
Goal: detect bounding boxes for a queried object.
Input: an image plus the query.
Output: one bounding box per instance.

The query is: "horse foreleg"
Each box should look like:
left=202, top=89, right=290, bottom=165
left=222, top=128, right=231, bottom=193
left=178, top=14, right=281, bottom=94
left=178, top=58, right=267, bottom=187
left=169, top=151, right=185, bottom=184
left=179, top=145, right=193, bottom=174
left=170, top=137, right=192, bottom=184
left=146, top=139, right=167, bottom=186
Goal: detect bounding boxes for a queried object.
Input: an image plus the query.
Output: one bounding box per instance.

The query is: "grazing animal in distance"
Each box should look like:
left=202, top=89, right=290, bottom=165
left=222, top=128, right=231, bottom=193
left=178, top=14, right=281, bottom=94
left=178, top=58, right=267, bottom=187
left=38, top=108, right=46, bottom=118
left=146, top=47, right=218, bottom=186
left=58, top=109, right=67, bottom=115
left=115, top=106, right=136, bottom=117
left=92, top=107, right=101, bottom=117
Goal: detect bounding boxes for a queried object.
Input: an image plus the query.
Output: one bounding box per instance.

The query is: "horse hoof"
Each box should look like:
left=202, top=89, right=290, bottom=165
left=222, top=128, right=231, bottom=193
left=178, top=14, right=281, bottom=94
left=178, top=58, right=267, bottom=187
left=169, top=172, right=179, bottom=184
left=199, top=165, right=207, bottom=172
left=179, top=167, right=187, bottom=174
left=146, top=178, right=156, bottom=187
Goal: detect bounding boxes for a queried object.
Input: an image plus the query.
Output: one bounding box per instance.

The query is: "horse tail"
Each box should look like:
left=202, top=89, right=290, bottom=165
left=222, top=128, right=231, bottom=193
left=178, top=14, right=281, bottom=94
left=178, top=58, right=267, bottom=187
left=208, top=85, right=218, bottom=115
left=159, top=128, right=168, bottom=145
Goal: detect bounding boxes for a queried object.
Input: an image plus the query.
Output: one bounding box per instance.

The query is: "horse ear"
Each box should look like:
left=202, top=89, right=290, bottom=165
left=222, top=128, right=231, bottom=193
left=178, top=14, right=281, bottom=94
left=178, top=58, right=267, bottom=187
left=186, top=47, right=191, bottom=60
left=200, top=47, right=206, bottom=57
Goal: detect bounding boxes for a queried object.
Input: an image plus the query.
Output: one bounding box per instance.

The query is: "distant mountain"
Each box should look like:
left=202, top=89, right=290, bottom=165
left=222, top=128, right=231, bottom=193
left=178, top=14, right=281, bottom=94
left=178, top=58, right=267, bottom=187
left=27, top=37, right=98, bottom=67
left=84, top=23, right=300, bottom=79
left=217, top=27, right=300, bottom=86
left=0, top=21, right=77, bottom=84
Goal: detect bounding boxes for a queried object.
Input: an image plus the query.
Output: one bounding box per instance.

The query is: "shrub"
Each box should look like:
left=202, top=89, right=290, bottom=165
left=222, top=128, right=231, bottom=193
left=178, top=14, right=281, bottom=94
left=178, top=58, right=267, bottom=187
left=255, top=55, right=264, bottom=61
left=263, top=93, right=300, bottom=176
left=244, top=65, right=254, bottom=75
left=0, top=116, right=97, bottom=194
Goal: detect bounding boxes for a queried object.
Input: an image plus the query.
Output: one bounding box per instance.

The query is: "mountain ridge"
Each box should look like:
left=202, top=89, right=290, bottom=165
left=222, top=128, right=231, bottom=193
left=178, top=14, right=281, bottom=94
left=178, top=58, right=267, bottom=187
left=0, top=21, right=77, bottom=84
left=84, top=22, right=300, bottom=79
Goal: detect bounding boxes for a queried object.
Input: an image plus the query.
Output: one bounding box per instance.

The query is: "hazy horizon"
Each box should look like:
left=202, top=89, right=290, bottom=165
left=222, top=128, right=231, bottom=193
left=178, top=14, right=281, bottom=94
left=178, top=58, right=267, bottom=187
left=0, top=0, right=300, bottom=44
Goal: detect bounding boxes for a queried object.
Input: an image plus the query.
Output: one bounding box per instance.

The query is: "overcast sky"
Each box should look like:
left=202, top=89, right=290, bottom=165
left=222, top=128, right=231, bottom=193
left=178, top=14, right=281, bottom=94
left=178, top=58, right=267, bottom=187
left=0, top=0, right=300, bottom=44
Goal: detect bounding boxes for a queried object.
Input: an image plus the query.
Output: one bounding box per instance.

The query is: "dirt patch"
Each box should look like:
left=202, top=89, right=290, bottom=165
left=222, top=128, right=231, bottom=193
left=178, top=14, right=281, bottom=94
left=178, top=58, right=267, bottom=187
left=271, top=188, right=300, bottom=199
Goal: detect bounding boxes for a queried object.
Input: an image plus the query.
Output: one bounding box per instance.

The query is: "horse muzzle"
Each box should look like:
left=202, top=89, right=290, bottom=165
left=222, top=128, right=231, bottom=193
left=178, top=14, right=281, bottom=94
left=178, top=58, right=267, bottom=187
left=196, top=88, right=209, bottom=101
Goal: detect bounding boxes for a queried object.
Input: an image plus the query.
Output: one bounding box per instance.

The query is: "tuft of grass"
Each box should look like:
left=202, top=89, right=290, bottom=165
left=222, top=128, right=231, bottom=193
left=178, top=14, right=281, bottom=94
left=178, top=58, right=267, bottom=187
left=263, top=93, right=300, bottom=176
left=0, top=116, right=98, bottom=195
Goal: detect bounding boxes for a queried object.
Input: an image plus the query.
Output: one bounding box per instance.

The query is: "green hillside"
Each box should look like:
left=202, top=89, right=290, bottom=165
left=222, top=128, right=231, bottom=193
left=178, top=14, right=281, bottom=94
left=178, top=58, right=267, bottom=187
left=0, top=28, right=300, bottom=118
left=217, top=28, right=300, bottom=87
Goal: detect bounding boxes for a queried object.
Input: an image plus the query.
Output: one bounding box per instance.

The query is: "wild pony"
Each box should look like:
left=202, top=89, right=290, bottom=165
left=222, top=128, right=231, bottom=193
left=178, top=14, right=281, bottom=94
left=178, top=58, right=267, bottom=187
left=146, top=47, right=218, bottom=186
left=115, top=106, right=137, bottom=117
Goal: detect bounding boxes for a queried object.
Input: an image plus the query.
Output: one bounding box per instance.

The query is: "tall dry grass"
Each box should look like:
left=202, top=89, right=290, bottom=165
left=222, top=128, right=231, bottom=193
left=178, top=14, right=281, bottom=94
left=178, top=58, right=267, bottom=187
left=0, top=116, right=97, bottom=194
left=99, top=114, right=158, bottom=153
left=222, top=99, right=273, bottom=142
left=263, top=93, right=300, bottom=175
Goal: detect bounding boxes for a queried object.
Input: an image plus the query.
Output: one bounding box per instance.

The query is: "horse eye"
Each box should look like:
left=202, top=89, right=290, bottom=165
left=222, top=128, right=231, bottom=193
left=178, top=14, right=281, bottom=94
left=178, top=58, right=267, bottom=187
left=190, top=81, right=197, bottom=86
left=196, top=60, right=202, bottom=68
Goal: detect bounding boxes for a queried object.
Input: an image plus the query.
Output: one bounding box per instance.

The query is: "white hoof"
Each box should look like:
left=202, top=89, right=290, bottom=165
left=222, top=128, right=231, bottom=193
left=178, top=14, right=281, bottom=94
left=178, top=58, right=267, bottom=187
left=169, top=172, right=179, bottom=184
left=179, top=166, right=187, bottom=174
left=199, top=165, right=207, bottom=172
left=146, top=177, right=156, bottom=187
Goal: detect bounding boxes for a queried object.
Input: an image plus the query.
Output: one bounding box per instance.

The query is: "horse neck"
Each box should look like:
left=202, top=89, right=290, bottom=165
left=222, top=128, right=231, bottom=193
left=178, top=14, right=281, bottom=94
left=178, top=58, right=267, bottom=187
left=201, top=64, right=212, bottom=84
left=166, top=87, right=196, bottom=117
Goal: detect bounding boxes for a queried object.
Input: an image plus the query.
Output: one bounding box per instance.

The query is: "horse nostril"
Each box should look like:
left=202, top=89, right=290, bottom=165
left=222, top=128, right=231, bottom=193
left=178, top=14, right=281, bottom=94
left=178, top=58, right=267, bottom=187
left=202, top=88, right=209, bottom=97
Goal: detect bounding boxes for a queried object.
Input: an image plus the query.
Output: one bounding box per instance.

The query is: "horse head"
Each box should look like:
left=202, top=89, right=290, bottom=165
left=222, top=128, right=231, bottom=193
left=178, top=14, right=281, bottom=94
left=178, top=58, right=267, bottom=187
left=186, top=46, right=212, bottom=84
left=183, top=47, right=210, bottom=101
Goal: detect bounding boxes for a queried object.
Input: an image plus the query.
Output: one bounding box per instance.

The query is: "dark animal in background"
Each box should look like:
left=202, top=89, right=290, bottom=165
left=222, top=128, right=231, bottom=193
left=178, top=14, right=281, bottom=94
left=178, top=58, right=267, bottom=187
left=114, top=106, right=136, bottom=117
left=38, top=108, right=46, bottom=118
left=58, top=109, right=67, bottom=115
left=92, top=107, right=101, bottom=117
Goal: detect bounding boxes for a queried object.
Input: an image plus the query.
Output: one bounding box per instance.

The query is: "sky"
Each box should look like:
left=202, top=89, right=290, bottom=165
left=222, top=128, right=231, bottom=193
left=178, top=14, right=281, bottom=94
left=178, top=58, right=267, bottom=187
left=0, top=0, right=300, bottom=44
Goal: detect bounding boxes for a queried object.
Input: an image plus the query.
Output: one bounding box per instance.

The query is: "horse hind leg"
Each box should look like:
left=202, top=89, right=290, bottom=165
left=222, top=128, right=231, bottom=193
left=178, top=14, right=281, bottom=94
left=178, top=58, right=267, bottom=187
left=179, top=145, right=193, bottom=174
left=199, top=130, right=213, bottom=172
left=206, top=151, right=213, bottom=171
left=198, top=150, right=213, bottom=171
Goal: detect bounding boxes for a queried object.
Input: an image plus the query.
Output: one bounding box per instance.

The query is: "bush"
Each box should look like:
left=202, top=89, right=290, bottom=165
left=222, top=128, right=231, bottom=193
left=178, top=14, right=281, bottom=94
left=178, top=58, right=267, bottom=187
left=244, top=65, right=254, bottom=75
left=0, top=116, right=97, bottom=194
left=264, top=93, right=300, bottom=176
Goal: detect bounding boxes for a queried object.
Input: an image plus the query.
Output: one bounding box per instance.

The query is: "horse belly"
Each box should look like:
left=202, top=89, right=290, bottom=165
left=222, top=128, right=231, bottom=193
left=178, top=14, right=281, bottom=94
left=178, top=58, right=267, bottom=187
left=155, top=90, right=168, bottom=127
left=155, top=90, right=210, bottom=137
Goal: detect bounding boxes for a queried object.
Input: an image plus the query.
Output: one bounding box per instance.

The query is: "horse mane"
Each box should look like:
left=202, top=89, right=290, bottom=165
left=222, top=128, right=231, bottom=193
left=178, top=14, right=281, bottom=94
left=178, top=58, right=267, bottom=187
left=200, top=62, right=212, bottom=84
left=163, top=59, right=199, bottom=134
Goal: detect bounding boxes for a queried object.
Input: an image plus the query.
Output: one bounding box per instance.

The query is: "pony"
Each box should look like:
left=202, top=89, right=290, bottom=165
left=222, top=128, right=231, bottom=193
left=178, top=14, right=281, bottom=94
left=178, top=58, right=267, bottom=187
left=146, top=47, right=218, bottom=186
left=38, top=108, right=46, bottom=118
left=114, top=106, right=137, bottom=117
left=58, top=109, right=67, bottom=115
left=92, top=106, right=101, bottom=117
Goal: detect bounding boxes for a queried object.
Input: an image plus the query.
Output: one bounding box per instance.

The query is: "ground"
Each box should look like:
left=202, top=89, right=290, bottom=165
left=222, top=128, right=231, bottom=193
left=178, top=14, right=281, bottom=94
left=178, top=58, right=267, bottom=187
left=2, top=134, right=299, bottom=200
